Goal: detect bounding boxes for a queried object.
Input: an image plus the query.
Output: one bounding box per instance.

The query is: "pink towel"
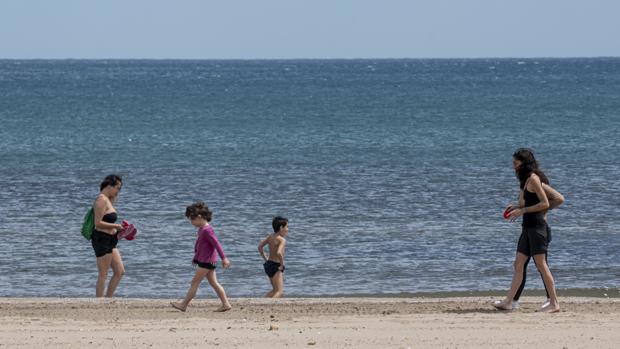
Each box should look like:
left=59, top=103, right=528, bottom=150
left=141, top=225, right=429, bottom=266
left=118, top=220, right=138, bottom=240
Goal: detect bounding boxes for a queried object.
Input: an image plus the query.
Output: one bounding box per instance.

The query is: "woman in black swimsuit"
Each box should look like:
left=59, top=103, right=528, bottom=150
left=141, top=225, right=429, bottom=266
left=501, top=183, right=564, bottom=310
left=494, top=149, right=560, bottom=313
left=92, top=174, right=125, bottom=297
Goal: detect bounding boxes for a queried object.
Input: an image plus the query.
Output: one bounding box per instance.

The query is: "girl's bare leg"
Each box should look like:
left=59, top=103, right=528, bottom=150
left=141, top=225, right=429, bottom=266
left=171, top=268, right=209, bottom=312
left=494, top=252, right=529, bottom=310
left=105, top=249, right=125, bottom=298
left=206, top=270, right=232, bottom=311
left=95, top=254, right=113, bottom=297
left=533, top=253, right=560, bottom=313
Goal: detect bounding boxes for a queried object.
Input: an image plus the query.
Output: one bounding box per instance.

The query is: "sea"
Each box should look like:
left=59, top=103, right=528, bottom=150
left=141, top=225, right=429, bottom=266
left=0, top=58, right=619, bottom=298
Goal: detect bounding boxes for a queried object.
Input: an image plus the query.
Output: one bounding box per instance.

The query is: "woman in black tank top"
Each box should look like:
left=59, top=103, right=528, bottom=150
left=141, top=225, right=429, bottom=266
left=493, top=149, right=561, bottom=313
left=92, top=174, right=125, bottom=298
left=511, top=182, right=563, bottom=309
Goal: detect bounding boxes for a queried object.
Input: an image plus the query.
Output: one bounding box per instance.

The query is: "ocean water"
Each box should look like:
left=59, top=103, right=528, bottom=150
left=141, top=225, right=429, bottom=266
left=0, top=59, right=619, bottom=298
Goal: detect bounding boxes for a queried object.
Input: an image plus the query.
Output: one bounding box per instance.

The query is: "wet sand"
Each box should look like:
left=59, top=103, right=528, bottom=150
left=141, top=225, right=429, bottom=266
left=1, top=297, right=619, bottom=348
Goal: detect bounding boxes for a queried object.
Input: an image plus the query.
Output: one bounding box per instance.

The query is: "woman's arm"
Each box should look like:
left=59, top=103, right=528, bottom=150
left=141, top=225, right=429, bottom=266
left=509, top=175, right=549, bottom=219
left=511, top=185, right=561, bottom=211
left=543, top=183, right=564, bottom=210
left=506, top=191, right=524, bottom=218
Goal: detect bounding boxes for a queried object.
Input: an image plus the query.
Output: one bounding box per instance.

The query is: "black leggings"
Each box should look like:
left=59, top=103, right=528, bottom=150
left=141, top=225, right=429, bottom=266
left=514, top=253, right=550, bottom=301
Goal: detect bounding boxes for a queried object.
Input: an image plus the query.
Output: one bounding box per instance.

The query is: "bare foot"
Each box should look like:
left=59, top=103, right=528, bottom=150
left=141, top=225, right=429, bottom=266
left=214, top=304, right=232, bottom=312
left=170, top=302, right=187, bottom=312
left=492, top=300, right=513, bottom=311
left=541, top=303, right=561, bottom=313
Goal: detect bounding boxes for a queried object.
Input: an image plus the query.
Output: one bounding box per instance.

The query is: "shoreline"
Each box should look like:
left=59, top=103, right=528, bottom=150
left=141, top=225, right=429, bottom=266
left=3, top=294, right=620, bottom=303
left=2, top=297, right=619, bottom=348
left=3, top=286, right=619, bottom=300
left=290, top=287, right=620, bottom=298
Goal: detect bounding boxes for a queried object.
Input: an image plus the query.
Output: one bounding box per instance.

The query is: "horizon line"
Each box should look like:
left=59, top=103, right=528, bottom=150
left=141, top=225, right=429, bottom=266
left=1, top=56, right=619, bottom=61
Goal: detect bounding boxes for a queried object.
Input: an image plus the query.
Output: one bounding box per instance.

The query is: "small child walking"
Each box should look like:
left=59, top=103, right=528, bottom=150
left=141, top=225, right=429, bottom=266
left=171, top=202, right=232, bottom=312
left=257, top=216, right=289, bottom=298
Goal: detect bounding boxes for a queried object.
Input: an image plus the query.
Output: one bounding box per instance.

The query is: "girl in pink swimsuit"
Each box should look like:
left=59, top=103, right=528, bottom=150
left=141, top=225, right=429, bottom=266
left=171, top=202, right=232, bottom=312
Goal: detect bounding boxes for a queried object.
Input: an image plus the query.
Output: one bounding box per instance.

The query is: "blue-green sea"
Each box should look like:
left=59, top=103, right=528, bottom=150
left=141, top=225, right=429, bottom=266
left=0, top=59, right=619, bottom=298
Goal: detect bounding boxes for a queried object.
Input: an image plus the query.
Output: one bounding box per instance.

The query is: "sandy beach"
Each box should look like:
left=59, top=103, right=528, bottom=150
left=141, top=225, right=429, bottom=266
left=1, top=297, right=619, bottom=348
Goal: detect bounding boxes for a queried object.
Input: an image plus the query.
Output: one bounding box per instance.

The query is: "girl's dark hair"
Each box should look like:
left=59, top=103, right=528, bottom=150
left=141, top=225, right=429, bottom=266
left=272, top=216, right=288, bottom=233
left=512, top=148, right=549, bottom=189
left=100, top=174, right=122, bottom=191
left=185, top=202, right=213, bottom=222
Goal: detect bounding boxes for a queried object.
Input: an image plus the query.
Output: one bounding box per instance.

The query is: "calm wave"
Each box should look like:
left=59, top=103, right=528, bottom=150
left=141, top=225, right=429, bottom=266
left=1, top=59, right=619, bottom=297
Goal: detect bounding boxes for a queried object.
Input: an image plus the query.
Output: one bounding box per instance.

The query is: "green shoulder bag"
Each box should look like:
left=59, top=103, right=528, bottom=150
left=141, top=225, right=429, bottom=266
left=81, top=207, right=94, bottom=240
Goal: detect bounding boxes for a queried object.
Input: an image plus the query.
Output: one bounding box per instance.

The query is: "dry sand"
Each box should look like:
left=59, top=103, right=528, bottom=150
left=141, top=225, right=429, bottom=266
left=1, top=297, right=619, bottom=348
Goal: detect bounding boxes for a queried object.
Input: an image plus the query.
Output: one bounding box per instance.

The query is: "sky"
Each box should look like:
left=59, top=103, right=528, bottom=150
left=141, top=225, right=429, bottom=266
left=1, top=0, right=619, bottom=59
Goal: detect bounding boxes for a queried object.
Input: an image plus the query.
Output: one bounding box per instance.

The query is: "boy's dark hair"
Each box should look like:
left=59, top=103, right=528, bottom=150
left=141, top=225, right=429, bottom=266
left=272, top=216, right=288, bottom=233
left=100, top=174, right=122, bottom=191
left=185, top=202, right=213, bottom=222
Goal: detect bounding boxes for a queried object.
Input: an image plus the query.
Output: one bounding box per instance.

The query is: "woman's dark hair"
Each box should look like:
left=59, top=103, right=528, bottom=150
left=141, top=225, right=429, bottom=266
left=185, top=202, right=213, bottom=222
left=100, top=174, right=122, bottom=191
left=512, top=148, right=549, bottom=189
left=272, top=216, right=288, bottom=233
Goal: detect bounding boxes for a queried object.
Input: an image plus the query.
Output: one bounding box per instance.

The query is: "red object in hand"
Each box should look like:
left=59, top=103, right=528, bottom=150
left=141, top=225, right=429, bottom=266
left=118, top=220, right=138, bottom=240
left=503, top=208, right=511, bottom=219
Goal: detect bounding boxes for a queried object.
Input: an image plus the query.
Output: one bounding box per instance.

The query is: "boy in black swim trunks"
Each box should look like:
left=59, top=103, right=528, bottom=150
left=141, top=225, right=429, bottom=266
left=258, top=216, right=289, bottom=298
